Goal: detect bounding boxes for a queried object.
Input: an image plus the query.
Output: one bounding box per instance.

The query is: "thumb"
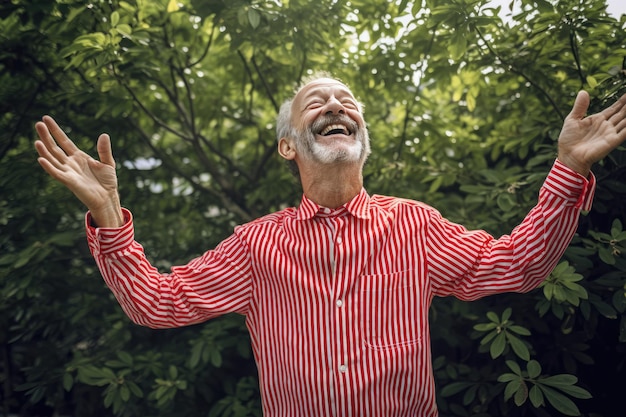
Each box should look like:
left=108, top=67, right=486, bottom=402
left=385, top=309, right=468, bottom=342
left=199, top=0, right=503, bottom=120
left=96, top=133, right=115, bottom=167
left=568, top=90, right=590, bottom=121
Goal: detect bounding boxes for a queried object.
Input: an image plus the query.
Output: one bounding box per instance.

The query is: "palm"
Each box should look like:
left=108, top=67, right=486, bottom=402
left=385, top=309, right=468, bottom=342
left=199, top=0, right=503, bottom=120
left=558, top=91, right=626, bottom=175
left=60, top=150, right=117, bottom=207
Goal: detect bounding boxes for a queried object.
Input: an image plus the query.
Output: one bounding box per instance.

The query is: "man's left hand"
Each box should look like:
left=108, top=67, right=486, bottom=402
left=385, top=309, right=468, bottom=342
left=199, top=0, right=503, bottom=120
left=558, top=90, right=626, bottom=177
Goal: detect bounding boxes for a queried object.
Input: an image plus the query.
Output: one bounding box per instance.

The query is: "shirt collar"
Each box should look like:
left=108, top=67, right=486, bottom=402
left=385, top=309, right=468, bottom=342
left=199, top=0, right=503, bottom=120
left=296, top=188, right=371, bottom=220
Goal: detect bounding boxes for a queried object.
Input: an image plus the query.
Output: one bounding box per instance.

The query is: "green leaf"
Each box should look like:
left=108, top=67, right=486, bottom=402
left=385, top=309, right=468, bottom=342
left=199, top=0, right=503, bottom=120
left=514, top=380, right=528, bottom=406
left=508, top=325, right=531, bottom=336
left=120, top=384, right=130, bottom=401
left=428, top=175, right=443, bottom=193
left=462, top=384, right=478, bottom=406
left=498, top=373, right=519, bottom=383
left=117, top=24, right=132, bottom=37
left=501, top=307, right=512, bottom=322
left=63, top=373, right=74, bottom=391
left=527, top=360, right=542, bottom=379
left=127, top=381, right=144, bottom=398
left=490, top=332, right=506, bottom=358
left=111, top=11, right=120, bottom=27
left=591, top=298, right=617, bottom=319
left=103, top=388, right=115, bottom=408
left=169, top=365, right=178, bottom=379
left=540, top=376, right=592, bottom=399
left=503, top=378, right=521, bottom=400
left=480, top=330, right=499, bottom=345
left=210, top=349, right=223, bottom=367
left=599, top=246, right=616, bottom=265
left=167, top=0, right=179, bottom=12
left=474, top=322, right=498, bottom=331
left=248, top=8, right=261, bottom=29
left=189, top=341, right=204, bottom=368
left=543, top=283, right=554, bottom=300
left=506, top=332, right=530, bottom=361
left=541, top=385, right=581, bottom=416
left=611, top=218, right=624, bottom=237
left=505, top=360, right=522, bottom=375
left=497, top=192, right=516, bottom=211
left=448, top=29, right=467, bottom=60
left=486, top=311, right=500, bottom=322
left=441, top=381, right=473, bottom=397
left=529, top=384, right=544, bottom=407
left=539, top=374, right=578, bottom=388
left=586, top=75, right=598, bottom=88
left=117, top=351, right=133, bottom=365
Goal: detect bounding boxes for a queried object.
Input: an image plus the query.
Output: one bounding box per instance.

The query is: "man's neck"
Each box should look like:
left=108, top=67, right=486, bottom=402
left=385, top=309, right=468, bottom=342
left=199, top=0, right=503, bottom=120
left=299, top=163, right=363, bottom=209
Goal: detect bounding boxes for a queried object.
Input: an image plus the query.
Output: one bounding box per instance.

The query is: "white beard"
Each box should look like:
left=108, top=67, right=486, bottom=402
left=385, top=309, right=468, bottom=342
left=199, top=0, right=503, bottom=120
left=307, top=134, right=365, bottom=164
left=296, top=116, right=370, bottom=165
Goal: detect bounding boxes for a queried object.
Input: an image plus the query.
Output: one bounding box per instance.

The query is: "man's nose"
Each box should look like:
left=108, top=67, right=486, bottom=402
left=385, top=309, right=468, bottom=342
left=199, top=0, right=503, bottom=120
left=324, top=96, right=345, bottom=115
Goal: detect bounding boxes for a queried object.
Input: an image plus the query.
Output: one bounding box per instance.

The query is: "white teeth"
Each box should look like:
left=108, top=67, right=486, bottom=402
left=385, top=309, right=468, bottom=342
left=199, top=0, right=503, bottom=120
left=320, top=124, right=349, bottom=136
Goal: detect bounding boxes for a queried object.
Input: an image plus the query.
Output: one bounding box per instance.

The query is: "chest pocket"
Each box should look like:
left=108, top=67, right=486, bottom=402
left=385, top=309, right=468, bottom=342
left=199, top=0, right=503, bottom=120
left=359, top=270, right=423, bottom=350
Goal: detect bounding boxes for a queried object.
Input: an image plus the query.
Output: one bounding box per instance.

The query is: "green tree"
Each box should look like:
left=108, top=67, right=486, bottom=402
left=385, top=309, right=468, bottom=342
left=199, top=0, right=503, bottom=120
left=1, top=0, right=624, bottom=415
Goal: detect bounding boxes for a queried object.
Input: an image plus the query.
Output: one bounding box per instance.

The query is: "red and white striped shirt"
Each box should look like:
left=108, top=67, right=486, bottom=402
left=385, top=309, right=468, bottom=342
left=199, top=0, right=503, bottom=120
left=86, top=160, right=594, bottom=417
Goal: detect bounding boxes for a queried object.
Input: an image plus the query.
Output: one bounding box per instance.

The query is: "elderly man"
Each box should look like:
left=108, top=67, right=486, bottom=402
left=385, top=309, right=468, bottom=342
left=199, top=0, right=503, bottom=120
left=35, top=75, right=626, bottom=416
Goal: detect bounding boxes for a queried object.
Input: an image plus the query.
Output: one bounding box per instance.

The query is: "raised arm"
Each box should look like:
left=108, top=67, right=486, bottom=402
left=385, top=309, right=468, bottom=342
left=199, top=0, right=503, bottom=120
left=557, top=91, right=626, bottom=177
left=34, top=116, right=124, bottom=227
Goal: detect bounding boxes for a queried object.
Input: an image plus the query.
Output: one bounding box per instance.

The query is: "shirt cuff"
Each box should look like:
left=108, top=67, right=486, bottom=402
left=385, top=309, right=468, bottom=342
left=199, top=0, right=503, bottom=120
left=543, top=159, right=596, bottom=212
left=85, top=208, right=135, bottom=255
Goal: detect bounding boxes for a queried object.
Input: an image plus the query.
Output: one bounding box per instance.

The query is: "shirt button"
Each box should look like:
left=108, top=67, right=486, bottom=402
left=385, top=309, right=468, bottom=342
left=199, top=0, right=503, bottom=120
left=336, top=237, right=343, bottom=244
left=336, top=299, right=344, bottom=308
left=339, top=365, right=347, bottom=373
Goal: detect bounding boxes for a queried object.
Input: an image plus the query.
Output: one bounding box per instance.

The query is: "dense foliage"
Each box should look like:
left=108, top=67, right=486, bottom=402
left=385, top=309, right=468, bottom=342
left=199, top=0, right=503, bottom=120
left=1, top=0, right=625, bottom=416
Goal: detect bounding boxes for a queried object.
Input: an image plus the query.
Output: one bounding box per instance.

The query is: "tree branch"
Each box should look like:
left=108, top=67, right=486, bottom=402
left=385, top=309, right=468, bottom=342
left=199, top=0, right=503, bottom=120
left=474, top=26, right=565, bottom=121
left=127, top=118, right=254, bottom=221
left=251, top=54, right=279, bottom=112
left=189, top=15, right=218, bottom=67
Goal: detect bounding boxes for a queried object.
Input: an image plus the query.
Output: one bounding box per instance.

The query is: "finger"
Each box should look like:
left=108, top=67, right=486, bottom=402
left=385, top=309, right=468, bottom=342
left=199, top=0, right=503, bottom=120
left=34, top=138, right=66, bottom=172
left=36, top=156, right=66, bottom=182
left=607, top=94, right=626, bottom=124
left=96, top=134, right=115, bottom=167
left=41, top=115, right=80, bottom=155
left=568, top=90, right=590, bottom=121
left=35, top=144, right=72, bottom=185
left=616, top=117, right=626, bottom=135
left=35, top=119, right=75, bottom=164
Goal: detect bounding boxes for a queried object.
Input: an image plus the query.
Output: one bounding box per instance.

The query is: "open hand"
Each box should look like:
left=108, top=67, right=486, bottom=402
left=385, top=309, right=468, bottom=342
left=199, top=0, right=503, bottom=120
left=558, top=91, right=626, bottom=176
left=35, top=116, right=123, bottom=227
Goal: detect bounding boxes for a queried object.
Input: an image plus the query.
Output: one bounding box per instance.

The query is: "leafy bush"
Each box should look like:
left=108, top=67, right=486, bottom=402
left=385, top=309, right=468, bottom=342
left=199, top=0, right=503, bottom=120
left=1, top=0, right=625, bottom=416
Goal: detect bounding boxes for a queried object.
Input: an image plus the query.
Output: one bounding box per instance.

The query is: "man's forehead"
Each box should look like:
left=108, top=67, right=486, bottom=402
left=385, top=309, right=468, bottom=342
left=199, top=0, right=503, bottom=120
left=296, top=78, right=355, bottom=101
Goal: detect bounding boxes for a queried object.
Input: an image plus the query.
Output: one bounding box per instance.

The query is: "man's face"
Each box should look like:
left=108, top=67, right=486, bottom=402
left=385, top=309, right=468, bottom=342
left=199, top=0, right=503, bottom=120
left=290, top=78, right=370, bottom=165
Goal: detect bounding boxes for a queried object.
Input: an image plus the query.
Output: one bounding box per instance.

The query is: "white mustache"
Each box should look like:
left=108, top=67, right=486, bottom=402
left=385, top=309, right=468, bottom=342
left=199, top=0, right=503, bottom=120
left=310, top=115, right=358, bottom=136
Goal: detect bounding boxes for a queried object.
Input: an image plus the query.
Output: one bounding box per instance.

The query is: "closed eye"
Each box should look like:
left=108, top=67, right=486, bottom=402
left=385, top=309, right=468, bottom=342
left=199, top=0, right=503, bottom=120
left=304, top=101, right=324, bottom=110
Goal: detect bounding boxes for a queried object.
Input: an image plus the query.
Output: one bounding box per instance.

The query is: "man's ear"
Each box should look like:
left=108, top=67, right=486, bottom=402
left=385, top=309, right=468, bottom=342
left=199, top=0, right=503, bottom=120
left=278, top=137, right=296, bottom=160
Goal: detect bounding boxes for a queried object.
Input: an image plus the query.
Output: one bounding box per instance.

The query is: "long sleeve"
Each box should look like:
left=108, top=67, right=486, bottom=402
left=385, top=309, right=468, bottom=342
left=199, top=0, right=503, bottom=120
left=427, top=159, right=595, bottom=300
left=86, top=210, right=253, bottom=328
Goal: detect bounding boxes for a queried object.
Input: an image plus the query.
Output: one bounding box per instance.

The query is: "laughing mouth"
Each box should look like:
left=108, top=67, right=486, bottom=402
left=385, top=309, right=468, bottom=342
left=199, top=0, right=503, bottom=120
left=311, top=114, right=358, bottom=138
left=319, top=123, right=352, bottom=136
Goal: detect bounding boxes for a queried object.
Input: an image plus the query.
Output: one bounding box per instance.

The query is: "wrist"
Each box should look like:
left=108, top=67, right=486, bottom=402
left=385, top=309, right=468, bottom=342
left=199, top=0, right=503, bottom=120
left=556, top=155, right=591, bottom=178
left=89, top=193, right=124, bottom=228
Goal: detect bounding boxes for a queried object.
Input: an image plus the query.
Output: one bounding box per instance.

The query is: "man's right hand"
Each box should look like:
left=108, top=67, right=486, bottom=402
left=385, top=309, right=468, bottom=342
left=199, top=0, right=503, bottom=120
left=35, top=116, right=124, bottom=228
